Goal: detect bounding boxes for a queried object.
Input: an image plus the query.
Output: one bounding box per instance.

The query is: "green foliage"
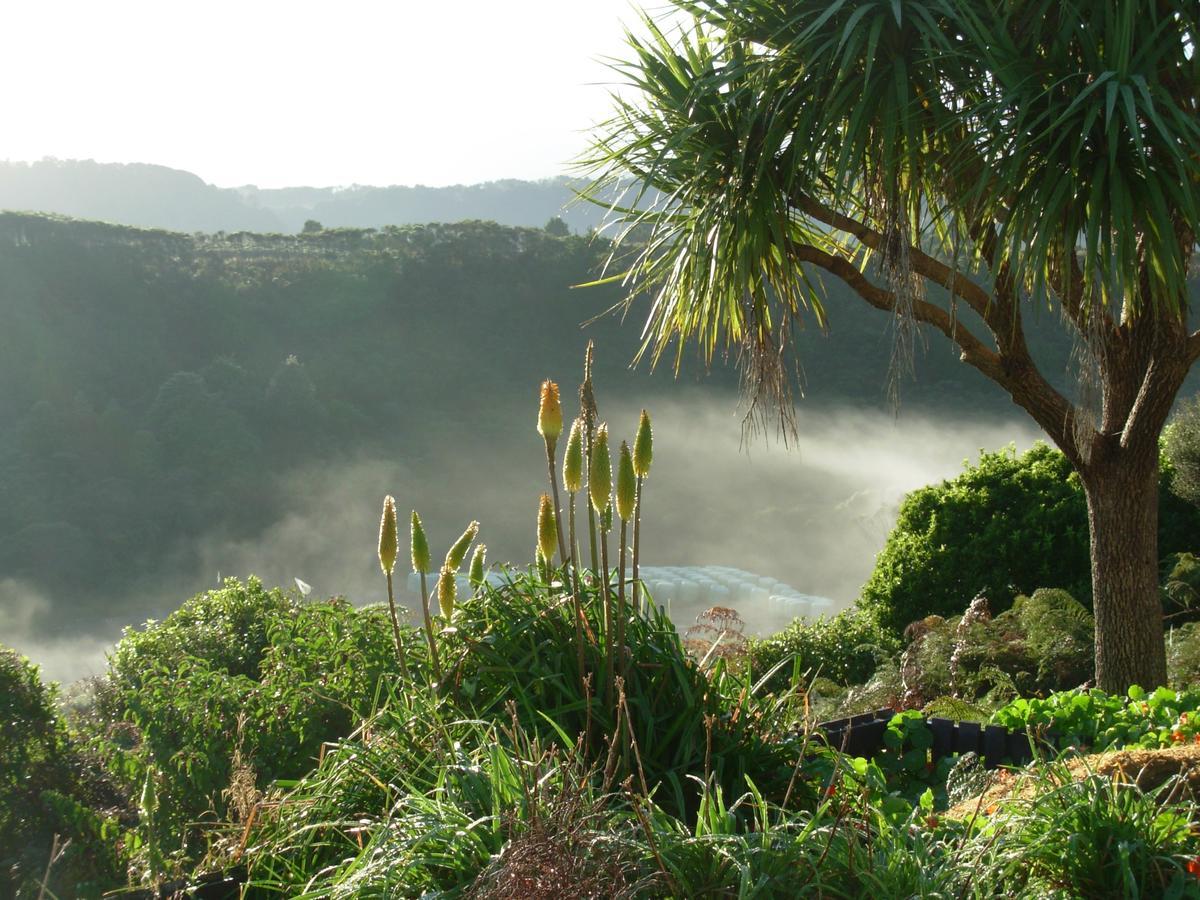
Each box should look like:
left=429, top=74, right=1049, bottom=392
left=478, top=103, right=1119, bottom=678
left=903, top=589, right=1096, bottom=708
left=859, top=444, right=1087, bottom=633
left=88, top=578, right=407, bottom=876
left=0, top=648, right=122, bottom=896
left=107, top=577, right=296, bottom=687
left=859, top=443, right=1200, bottom=636
left=992, top=685, right=1200, bottom=752
left=1166, top=396, right=1200, bottom=509
left=1163, top=551, right=1200, bottom=626
left=440, top=569, right=795, bottom=820
left=748, top=607, right=899, bottom=694
left=243, top=697, right=1200, bottom=899
left=1168, top=622, right=1200, bottom=690
left=0, top=648, right=68, bottom=892
left=971, top=766, right=1200, bottom=898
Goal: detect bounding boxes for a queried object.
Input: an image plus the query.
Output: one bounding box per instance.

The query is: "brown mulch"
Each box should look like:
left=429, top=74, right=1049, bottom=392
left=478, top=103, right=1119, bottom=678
left=945, top=743, right=1200, bottom=820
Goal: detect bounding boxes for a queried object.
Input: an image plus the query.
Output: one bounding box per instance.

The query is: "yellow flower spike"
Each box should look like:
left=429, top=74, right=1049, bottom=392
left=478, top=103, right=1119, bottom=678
left=633, top=410, right=653, bottom=478
left=437, top=564, right=457, bottom=619
left=468, top=543, right=487, bottom=587
left=601, top=501, right=613, bottom=533
left=589, top=423, right=611, bottom=516
left=378, top=495, right=399, bottom=574
left=537, top=380, right=563, bottom=450
left=445, top=521, right=480, bottom=571
left=537, top=493, right=559, bottom=563
left=411, top=510, right=431, bottom=574
left=616, top=442, right=636, bottom=522
left=563, top=418, right=584, bottom=493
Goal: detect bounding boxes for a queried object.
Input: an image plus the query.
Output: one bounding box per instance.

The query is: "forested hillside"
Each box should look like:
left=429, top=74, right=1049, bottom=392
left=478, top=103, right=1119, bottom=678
left=4, top=210, right=1188, bottom=665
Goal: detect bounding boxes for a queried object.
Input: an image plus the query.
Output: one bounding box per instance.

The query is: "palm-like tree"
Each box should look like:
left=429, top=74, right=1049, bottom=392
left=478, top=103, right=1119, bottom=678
left=583, top=0, right=1200, bottom=692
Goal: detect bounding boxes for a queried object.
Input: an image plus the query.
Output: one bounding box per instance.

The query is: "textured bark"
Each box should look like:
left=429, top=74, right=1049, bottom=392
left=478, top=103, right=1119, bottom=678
left=1081, top=448, right=1166, bottom=692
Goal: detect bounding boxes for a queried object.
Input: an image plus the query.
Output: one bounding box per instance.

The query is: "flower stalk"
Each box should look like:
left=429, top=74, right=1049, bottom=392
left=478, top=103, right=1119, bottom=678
left=632, top=410, right=653, bottom=614
left=411, top=510, right=442, bottom=684
left=616, top=440, right=636, bottom=683
left=537, top=492, right=559, bottom=584
left=590, top=423, right=614, bottom=701
left=563, top=417, right=586, bottom=677
left=377, top=495, right=408, bottom=677
left=580, top=342, right=600, bottom=576
left=538, top=380, right=568, bottom=567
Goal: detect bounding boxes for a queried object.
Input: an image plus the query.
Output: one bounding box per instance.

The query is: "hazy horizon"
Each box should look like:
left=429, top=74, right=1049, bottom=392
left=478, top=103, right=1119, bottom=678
left=0, top=156, right=576, bottom=192
left=3, top=0, right=686, bottom=190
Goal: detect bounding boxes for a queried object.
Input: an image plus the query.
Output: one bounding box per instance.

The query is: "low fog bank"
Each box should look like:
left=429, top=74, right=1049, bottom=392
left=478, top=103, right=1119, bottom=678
left=10, top=398, right=1042, bottom=684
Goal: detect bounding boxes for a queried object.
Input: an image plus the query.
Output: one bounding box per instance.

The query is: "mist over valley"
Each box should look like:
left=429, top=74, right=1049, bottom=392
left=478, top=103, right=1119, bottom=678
left=0, top=199, right=1059, bottom=684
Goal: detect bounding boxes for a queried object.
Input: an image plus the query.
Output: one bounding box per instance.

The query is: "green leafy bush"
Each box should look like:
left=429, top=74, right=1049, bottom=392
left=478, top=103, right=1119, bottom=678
left=86, top=577, right=408, bottom=876
left=0, top=648, right=122, bottom=896
left=859, top=443, right=1200, bottom=636
left=992, top=685, right=1200, bottom=752
left=748, top=607, right=900, bottom=694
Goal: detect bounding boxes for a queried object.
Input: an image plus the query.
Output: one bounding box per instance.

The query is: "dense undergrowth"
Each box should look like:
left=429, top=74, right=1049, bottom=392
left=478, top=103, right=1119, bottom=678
left=6, top=356, right=1200, bottom=897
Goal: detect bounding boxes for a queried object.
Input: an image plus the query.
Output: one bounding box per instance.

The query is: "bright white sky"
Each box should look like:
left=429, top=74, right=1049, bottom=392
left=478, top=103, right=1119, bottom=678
left=2, top=0, right=681, bottom=188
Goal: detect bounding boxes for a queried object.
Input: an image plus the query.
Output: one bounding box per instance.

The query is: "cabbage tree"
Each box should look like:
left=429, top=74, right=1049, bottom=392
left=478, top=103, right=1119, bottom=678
left=584, top=0, right=1200, bottom=691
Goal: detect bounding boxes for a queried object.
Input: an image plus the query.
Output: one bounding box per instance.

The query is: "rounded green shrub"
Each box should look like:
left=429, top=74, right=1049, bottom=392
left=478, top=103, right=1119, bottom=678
left=858, top=443, right=1200, bottom=637
left=88, top=577, right=409, bottom=875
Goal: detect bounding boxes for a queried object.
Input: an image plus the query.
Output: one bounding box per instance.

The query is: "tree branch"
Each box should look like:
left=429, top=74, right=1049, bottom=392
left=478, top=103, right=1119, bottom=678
left=790, top=240, right=1084, bottom=461
left=787, top=242, right=1003, bottom=382
left=789, top=191, right=996, bottom=318
left=1189, top=329, right=1200, bottom=365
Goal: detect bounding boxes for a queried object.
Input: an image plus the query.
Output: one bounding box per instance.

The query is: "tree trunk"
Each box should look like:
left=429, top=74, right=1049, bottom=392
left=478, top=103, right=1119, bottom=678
left=1081, top=446, right=1166, bottom=693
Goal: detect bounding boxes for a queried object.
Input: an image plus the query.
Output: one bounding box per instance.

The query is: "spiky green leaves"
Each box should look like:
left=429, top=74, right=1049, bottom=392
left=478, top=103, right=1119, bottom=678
left=378, top=495, right=399, bottom=574
left=589, top=423, right=611, bottom=516
left=563, top=418, right=584, bottom=493
left=633, top=410, right=653, bottom=478
left=537, top=493, right=558, bottom=562
left=437, top=564, right=457, bottom=619
left=445, top=521, right=479, bottom=571
left=411, top=510, right=431, bottom=574
left=538, top=380, right=563, bottom=449
left=616, top=441, right=636, bottom=522
left=468, top=543, right=487, bottom=587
